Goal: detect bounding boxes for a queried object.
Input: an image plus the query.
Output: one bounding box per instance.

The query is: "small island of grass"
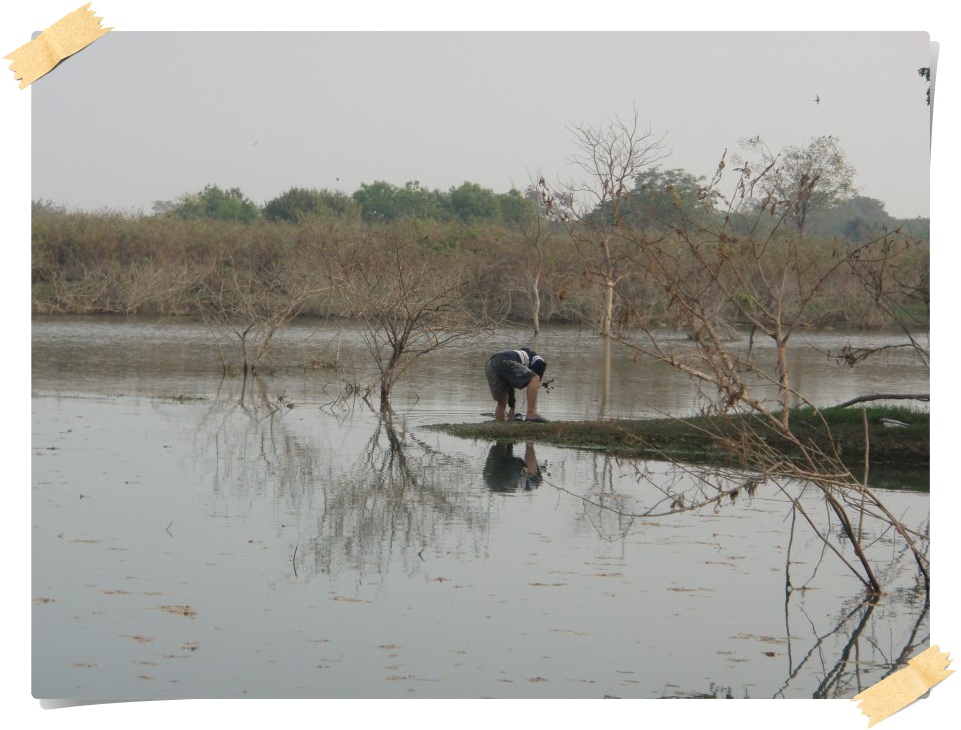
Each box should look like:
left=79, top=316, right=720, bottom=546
left=426, top=406, right=929, bottom=491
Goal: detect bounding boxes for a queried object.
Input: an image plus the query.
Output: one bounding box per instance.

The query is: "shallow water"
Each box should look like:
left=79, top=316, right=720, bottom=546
left=32, top=317, right=929, bottom=699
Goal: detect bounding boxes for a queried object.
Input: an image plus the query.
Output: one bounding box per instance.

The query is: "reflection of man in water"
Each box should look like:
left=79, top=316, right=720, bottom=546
left=483, top=442, right=542, bottom=492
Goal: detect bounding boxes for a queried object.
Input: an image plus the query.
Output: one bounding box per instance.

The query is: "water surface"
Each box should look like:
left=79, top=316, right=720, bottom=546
left=32, top=317, right=930, bottom=699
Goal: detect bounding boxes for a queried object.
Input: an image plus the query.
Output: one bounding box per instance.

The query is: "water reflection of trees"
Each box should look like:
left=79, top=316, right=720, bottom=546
left=303, top=410, right=489, bottom=581
left=572, top=452, right=638, bottom=546
left=191, top=379, right=488, bottom=582
left=781, top=590, right=929, bottom=698
left=188, top=376, right=929, bottom=695
left=660, top=590, right=930, bottom=699
left=560, top=454, right=929, bottom=599
left=191, top=375, right=326, bottom=510
left=547, top=453, right=929, bottom=698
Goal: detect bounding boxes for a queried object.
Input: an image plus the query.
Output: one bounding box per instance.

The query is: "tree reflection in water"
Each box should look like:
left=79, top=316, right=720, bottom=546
left=194, top=381, right=490, bottom=582
left=304, top=410, right=490, bottom=580
left=186, top=376, right=928, bottom=697
left=659, top=591, right=929, bottom=699
left=540, top=451, right=930, bottom=699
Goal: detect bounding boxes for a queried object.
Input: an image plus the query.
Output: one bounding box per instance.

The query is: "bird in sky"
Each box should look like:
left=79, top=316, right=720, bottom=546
left=815, top=94, right=820, bottom=105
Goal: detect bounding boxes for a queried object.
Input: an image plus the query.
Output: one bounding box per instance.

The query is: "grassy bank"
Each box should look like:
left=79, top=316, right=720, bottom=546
left=427, top=406, right=929, bottom=490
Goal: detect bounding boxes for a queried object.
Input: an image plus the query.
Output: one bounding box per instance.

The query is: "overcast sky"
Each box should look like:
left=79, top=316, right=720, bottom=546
left=29, top=29, right=932, bottom=218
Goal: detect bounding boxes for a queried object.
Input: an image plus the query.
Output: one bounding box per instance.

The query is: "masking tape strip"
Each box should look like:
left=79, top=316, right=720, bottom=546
left=852, top=645, right=953, bottom=727
left=4, top=4, right=111, bottom=89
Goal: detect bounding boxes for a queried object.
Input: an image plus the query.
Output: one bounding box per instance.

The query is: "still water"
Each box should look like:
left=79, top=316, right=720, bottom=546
left=32, top=316, right=929, bottom=699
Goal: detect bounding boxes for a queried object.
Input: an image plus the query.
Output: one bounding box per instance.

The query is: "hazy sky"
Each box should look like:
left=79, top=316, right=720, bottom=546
left=29, top=30, right=932, bottom=218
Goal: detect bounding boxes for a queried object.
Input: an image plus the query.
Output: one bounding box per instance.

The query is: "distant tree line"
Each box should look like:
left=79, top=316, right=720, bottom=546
left=152, top=180, right=538, bottom=228
left=148, top=165, right=928, bottom=245
left=33, top=135, right=928, bottom=340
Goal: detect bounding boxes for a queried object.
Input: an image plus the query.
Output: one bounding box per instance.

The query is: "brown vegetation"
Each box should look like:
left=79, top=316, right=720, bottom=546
left=31, top=203, right=927, bottom=334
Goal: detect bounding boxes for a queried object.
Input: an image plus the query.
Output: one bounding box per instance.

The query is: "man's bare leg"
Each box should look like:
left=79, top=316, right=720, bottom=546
left=525, top=375, right=541, bottom=419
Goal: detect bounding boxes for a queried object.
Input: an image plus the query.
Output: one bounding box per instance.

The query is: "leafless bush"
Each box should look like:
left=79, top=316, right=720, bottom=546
left=328, top=228, right=498, bottom=408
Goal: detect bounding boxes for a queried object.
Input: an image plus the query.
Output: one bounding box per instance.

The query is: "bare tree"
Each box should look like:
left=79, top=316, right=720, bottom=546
left=507, top=183, right=557, bottom=336
left=842, top=233, right=930, bottom=368
left=194, top=231, right=327, bottom=375
left=519, top=214, right=547, bottom=337
left=329, top=229, right=495, bottom=409
left=545, top=107, right=669, bottom=341
left=624, top=173, right=927, bottom=593
left=556, top=118, right=929, bottom=595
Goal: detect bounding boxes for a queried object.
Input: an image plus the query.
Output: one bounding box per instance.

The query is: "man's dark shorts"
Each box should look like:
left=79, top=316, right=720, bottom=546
left=486, top=355, right=536, bottom=401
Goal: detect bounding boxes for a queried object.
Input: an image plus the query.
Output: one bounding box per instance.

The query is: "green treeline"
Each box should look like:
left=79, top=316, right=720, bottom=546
left=149, top=180, right=539, bottom=227
left=142, top=175, right=929, bottom=240
left=31, top=170, right=929, bottom=328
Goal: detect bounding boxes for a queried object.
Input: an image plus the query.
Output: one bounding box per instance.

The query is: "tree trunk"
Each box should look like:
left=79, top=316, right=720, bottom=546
left=531, top=274, right=541, bottom=336
left=600, top=333, right=611, bottom=419
left=775, top=335, right=791, bottom=428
